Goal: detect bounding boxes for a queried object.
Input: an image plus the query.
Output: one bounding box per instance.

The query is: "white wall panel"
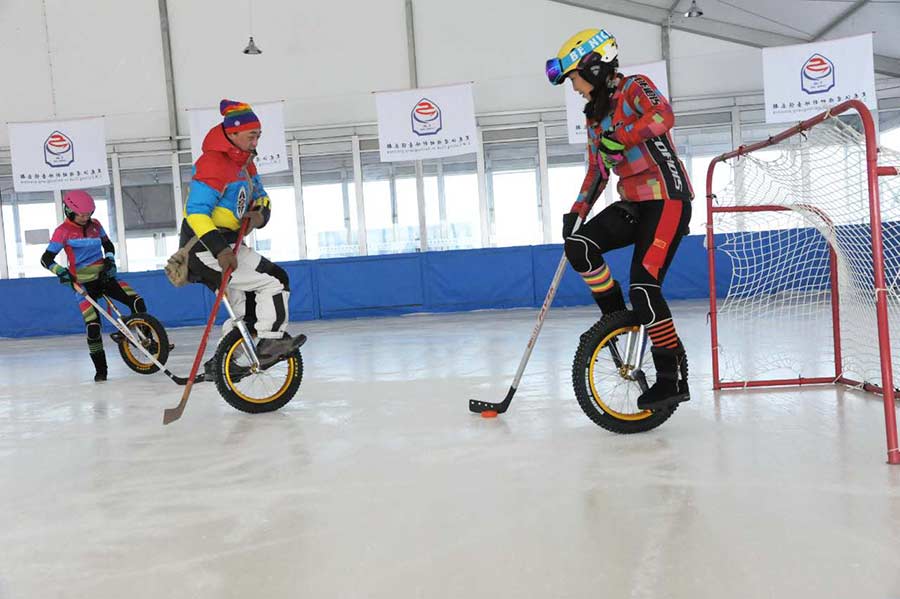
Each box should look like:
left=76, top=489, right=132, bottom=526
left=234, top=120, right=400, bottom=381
left=414, top=0, right=661, bottom=114
left=167, top=0, right=409, bottom=131
left=0, top=0, right=169, bottom=145
left=670, top=30, right=762, bottom=98
left=0, top=0, right=57, bottom=145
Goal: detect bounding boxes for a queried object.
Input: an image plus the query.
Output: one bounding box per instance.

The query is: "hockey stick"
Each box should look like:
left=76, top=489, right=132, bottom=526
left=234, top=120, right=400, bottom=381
left=73, top=283, right=190, bottom=386
left=163, top=220, right=249, bottom=425
left=468, top=217, right=582, bottom=415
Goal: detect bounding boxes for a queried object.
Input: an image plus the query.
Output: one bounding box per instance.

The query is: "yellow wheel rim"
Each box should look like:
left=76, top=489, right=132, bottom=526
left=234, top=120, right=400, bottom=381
left=224, top=339, right=295, bottom=404
left=121, top=319, right=158, bottom=370
left=587, top=325, right=654, bottom=421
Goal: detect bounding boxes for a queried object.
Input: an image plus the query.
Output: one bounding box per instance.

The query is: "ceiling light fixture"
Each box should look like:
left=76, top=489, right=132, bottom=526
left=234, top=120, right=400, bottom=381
left=684, top=0, right=703, bottom=18
left=243, top=0, right=262, bottom=55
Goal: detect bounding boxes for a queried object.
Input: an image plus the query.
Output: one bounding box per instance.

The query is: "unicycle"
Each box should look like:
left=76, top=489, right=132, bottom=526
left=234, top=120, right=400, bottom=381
left=571, top=310, right=684, bottom=434
left=103, top=299, right=170, bottom=374
left=75, top=286, right=171, bottom=375
left=205, top=295, right=303, bottom=414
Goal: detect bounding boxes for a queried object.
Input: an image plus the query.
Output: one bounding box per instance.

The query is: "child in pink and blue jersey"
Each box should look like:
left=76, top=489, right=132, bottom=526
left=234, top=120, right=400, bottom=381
left=41, top=190, right=148, bottom=382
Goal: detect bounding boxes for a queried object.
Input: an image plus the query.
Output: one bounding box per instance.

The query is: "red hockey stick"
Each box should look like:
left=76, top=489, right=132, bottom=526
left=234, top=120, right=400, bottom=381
left=163, top=220, right=249, bottom=425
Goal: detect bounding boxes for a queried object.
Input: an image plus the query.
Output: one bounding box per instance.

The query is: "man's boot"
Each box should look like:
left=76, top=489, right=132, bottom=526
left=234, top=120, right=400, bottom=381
left=637, top=345, right=690, bottom=411
left=257, top=333, right=307, bottom=369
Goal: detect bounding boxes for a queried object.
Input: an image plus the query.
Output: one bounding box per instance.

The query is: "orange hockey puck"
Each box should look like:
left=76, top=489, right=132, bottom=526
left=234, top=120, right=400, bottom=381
left=481, top=410, right=499, bottom=419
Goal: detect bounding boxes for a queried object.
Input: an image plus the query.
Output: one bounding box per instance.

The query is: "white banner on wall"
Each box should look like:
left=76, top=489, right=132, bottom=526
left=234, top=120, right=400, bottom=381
left=375, top=83, right=477, bottom=162
left=763, top=33, right=876, bottom=124
left=8, top=117, right=110, bottom=192
left=188, top=101, right=288, bottom=174
left=565, top=60, right=670, bottom=145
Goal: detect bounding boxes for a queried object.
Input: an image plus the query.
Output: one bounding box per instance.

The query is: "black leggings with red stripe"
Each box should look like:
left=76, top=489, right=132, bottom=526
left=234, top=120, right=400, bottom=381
left=567, top=198, right=691, bottom=348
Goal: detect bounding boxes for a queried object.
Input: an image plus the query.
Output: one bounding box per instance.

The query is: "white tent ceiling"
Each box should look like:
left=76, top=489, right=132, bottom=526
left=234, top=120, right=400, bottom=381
left=549, top=0, right=900, bottom=77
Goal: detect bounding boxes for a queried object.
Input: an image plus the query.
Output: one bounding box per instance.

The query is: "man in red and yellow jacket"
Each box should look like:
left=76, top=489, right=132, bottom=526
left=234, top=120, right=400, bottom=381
left=181, top=99, right=305, bottom=374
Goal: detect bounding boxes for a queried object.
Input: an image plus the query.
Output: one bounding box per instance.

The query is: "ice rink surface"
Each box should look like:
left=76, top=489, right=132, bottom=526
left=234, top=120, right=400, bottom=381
left=1, top=300, right=899, bottom=598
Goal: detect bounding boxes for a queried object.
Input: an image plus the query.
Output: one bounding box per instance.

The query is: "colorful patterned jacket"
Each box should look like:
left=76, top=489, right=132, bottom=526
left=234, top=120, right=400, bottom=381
left=180, top=124, right=271, bottom=256
left=41, top=218, right=115, bottom=283
left=571, top=74, right=693, bottom=216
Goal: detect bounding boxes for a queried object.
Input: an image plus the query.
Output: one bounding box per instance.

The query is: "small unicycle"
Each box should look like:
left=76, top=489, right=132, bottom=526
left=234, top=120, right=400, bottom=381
left=73, top=285, right=171, bottom=375
left=100, top=299, right=170, bottom=374
left=205, top=296, right=303, bottom=414
left=571, top=310, right=685, bottom=433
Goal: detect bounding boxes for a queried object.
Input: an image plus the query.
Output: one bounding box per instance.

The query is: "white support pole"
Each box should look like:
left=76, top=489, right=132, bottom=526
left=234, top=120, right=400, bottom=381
left=537, top=121, right=552, bottom=244
left=437, top=160, right=448, bottom=243
left=415, top=160, right=428, bottom=251
left=476, top=127, right=490, bottom=248
left=351, top=134, right=367, bottom=256
left=730, top=106, right=745, bottom=233
left=171, top=151, right=183, bottom=234
left=111, top=153, right=129, bottom=271
left=0, top=201, right=9, bottom=278
left=53, top=189, right=64, bottom=225
left=291, top=140, right=308, bottom=260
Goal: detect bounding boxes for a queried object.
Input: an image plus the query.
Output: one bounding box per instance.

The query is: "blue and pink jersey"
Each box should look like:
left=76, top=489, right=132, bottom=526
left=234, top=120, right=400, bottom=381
left=43, top=219, right=110, bottom=283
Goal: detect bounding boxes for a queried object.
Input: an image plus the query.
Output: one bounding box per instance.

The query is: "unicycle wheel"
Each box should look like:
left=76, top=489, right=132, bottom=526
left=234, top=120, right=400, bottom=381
left=117, top=313, right=170, bottom=374
left=572, top=311, right=678, bottom=434
left=211, top=328, right=303, bottom=414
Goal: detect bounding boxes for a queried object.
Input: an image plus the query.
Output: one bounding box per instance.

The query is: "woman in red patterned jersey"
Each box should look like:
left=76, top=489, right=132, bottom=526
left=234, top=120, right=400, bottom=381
left=546, top=28, right=693, bottom=410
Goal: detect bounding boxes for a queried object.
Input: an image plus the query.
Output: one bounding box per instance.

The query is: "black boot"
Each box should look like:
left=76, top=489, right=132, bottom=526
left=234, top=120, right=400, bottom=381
left=91, top=351, right=108, bottom=382
left=257, top=333, right=307, bottom=369
left=593, top=281, right=627, bottom=316
left=637, top=345, right=690, bottom=410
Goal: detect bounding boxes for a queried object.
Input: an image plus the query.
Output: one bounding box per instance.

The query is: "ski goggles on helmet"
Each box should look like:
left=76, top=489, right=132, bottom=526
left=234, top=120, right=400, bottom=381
left=545, top=29, right=614, bottom=86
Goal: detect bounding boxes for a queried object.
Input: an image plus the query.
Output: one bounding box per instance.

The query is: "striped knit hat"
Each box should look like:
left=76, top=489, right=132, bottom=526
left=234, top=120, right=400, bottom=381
left=220, top=99, right=261, bottom=133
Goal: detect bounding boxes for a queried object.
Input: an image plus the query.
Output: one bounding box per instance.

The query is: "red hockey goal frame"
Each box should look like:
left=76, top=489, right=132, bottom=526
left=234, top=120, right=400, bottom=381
left=705, top=100, right=899, bottom=465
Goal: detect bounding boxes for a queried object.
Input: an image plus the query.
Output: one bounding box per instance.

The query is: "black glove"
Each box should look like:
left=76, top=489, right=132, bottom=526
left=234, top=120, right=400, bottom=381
left=562, top=212, right=579, bottom=239
left=56, top=269, right=75, bottom=287
left=100, top=257, right=117, bottom=281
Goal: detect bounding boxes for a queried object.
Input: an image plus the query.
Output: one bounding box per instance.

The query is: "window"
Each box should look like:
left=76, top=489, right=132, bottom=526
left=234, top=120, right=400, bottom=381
left=441, top=172, right=480, bottom=250
left=361, top=155, right=420, bottom=255
left=484, top=134, right=542, bottom=248
left=120, top=166, right=177, bottom=272
left=547, top=136, right=587, bottom=243
left=881, top=109, right=900, bottom=153
left=673, top=125, right=734, bottom=235
left=250, top=170, right=301, bottom=262
left=417, top=157, right=481, bottom=251
left=0, top=189, right=56, bottom=278
left=300, top=152, right=358, bottom=259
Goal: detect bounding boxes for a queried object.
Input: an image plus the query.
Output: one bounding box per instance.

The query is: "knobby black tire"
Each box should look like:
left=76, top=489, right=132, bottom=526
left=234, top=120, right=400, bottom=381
left=572, top=310, right=678, bottom=434
left=117, top=313, right=169, bottom=374
left=212, top=328, right=303, bottom=414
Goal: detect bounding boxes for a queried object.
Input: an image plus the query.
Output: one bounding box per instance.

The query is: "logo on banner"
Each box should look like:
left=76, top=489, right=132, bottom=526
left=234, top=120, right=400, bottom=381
left=411, top=98, right=442, bottom=136
left=801, top=54, right=835, bottom=94
left=44, top=131, right=75, bottom=167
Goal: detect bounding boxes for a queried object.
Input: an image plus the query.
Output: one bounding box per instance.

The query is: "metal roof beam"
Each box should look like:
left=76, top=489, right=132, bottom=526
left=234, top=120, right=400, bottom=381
left=812, top=0, right=869, bottom=40
left=548, top=0, right=900, bottom=78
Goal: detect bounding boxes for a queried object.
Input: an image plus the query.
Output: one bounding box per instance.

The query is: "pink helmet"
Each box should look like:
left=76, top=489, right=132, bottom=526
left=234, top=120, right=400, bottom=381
left=63, top=190, right=95, bottom=220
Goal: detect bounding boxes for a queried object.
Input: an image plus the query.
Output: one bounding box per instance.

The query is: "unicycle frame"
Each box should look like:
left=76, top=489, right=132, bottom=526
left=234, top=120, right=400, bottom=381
left=608, top=318, right=650, bottom=392
left=101, top=295, right=152, bottom=346
left=220, top=295, right=261, bottom=370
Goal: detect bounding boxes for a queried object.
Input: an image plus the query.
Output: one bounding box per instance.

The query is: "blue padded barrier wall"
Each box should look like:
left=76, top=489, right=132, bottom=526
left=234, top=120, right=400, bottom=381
left=0, top=234, right=727, bottom=339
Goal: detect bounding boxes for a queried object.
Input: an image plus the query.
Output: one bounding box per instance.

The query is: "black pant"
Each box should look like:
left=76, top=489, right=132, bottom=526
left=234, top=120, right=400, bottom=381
left=567, top=199, right=691, bottom=286
left=564, top=199, right=691, bottom=328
